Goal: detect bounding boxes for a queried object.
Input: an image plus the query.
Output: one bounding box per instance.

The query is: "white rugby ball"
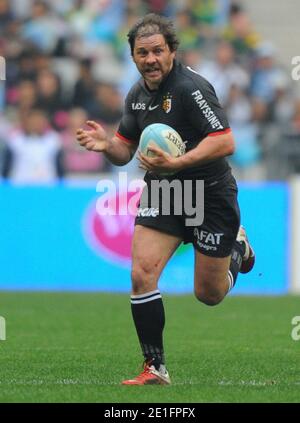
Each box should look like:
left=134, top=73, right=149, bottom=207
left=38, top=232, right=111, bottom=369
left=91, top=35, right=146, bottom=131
left=139, top=123, right=186, bottom=175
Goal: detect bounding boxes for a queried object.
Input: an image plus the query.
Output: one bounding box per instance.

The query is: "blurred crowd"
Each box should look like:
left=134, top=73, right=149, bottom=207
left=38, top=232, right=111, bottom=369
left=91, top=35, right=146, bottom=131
left=0, top=0, right=300, bottom=184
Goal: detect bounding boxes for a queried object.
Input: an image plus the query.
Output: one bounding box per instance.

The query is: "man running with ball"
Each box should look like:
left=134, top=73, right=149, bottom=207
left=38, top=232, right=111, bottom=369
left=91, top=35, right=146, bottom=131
left=76, top=13, right=255, bottom=385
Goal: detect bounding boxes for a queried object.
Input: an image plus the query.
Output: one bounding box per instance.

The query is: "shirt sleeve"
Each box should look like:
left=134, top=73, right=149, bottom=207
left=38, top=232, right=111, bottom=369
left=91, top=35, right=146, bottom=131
left=181, top=76, right=230, bottom=138
left=116, top=92, right=141, bottom=145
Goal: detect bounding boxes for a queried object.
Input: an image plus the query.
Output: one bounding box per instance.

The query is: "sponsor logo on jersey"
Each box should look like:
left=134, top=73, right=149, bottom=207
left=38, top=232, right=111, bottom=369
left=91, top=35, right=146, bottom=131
left=148, top=104, right=159, bottom=111
left=137, top=207, right=159, bottom=217
left=191, top=90, right=224, bottom=130
left=162, top=93, right=172, bottom=113
left=132, top=103, right=146, bottom=110
left=193, top=229, right=224, bottom=251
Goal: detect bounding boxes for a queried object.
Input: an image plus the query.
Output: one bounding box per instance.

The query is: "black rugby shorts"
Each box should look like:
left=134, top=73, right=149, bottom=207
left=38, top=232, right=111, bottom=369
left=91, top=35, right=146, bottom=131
left=135, top=173, right=240, bottom=257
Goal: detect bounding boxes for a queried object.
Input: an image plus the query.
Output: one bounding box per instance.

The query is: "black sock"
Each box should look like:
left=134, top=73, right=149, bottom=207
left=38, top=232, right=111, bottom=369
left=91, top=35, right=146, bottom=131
left=131, top=290, right=165, bottom=370
left=228, top=240, right=246, bottom=291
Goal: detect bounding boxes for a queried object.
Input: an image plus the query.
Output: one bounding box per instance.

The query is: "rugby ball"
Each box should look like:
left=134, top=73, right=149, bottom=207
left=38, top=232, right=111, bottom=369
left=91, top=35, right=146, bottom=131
left=139, top=123, right=186, bottom=174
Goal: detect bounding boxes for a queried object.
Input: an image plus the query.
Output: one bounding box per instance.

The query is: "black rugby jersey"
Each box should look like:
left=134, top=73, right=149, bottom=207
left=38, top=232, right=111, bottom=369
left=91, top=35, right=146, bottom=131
left=117, top=60, right=232, bottom=183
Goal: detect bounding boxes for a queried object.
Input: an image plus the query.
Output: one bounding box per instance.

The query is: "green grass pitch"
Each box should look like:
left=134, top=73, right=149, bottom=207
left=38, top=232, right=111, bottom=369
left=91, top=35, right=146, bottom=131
left=0, top=292, right=299, bottom=403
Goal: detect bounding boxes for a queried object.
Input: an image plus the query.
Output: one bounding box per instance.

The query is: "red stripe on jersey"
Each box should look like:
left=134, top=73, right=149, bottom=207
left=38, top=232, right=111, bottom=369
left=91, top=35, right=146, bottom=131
left=115, top=132, right=137, bottom=144
left=207, top=128, right=231, bottom=137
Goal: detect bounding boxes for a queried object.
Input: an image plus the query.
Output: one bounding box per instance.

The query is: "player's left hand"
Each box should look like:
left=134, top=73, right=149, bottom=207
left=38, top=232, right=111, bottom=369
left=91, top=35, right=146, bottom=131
left=137, top=145, right=182, bottom=174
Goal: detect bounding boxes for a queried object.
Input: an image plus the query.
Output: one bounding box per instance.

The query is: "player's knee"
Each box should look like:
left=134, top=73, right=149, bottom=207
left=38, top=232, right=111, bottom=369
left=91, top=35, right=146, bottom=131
left=131, top=262, right=158, bottom=294
left=194, top=287, right=224, bottom=306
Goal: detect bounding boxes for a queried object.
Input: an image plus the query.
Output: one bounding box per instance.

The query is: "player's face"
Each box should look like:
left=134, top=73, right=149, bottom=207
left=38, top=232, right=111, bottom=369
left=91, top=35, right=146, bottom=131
left=133, top=34, right=175, bottom=90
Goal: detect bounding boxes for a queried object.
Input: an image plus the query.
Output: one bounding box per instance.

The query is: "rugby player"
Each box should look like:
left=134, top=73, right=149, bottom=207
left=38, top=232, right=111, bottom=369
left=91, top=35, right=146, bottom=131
left=76, top=14, right=255, bottom=385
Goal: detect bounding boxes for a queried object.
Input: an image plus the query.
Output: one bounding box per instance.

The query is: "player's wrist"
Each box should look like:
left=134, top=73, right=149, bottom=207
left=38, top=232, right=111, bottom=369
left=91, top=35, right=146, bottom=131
left=102, top=138, right=112, bottom=154
left=173, top=155, right=188, bottom=171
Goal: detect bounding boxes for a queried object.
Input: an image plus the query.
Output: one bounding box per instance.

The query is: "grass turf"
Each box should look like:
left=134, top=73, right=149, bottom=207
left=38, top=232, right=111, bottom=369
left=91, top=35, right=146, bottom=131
left=0, top=292, right=299, bottom=403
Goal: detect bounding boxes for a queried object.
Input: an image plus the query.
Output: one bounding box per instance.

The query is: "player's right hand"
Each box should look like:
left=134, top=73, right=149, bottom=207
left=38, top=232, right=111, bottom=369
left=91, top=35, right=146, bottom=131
left=76, top=120, right=108, bottom=152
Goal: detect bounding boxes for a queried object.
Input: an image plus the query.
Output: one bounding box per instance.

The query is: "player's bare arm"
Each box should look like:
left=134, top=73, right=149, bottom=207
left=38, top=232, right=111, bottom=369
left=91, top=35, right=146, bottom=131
left=76, top=120, right=137, bottom=166
left=175, top=131, right=235, bottom=170
left=137, top=132, right=235, bottom=173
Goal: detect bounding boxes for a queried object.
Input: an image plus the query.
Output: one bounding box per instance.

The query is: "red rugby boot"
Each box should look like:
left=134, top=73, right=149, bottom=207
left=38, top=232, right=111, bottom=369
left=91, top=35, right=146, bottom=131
left=122, top=361, right=171, bottom=385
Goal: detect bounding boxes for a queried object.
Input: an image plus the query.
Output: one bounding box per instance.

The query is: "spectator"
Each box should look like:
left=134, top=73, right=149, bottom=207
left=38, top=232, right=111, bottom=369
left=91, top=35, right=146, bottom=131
left=274, top=99, right=300, bottom=176
left=86, top=82, right=123, bottom=128
left=35, top=69, right=68, bottom=127
left=5, top=109, right=64, bottom=184
left=191, top=0, right=218, bottom=26
left=226, top=83, right=252, bottom=126
left=143, top=0, right=171, bottom=15
left=180, top=45, right=203, bottom=70
left=226, top=84, right=262, bottom=178
left=175, top=9, right=201, bottom=50
left=85, top=0, right=125, bottom=47
left=67, top=0, right=94, bottom=38
left=198, top=39, right=249, bottom=105
left=114, top=10, right=141, bottom=96
left=7, top=80, right=38, bottom=118
left=46, top=0, right=74, bottom=17
left=250, top=42, right=288, bottom=107
left=72, top=59, right=95, bottom=109
left=223, top=3, right=260, bottom=62
left=21, top=0, right=67, bottom=53
left=0, top=0, right=14, bottom=35
left=290, top=99, right=300, bottom=135
left=215, top=0, right=231, bottom=28
left=61, top=107, right=107, bottom=175
left=272, top=74, right=294, bottom=126
left=10, top=0, right=32, bottom=19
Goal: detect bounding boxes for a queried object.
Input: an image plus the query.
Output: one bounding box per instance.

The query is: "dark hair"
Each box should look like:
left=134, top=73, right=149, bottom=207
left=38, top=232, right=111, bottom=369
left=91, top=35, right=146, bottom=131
left=127, top=13, right=180, bottom=55
left=230, top=3, right=243, bottom=15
